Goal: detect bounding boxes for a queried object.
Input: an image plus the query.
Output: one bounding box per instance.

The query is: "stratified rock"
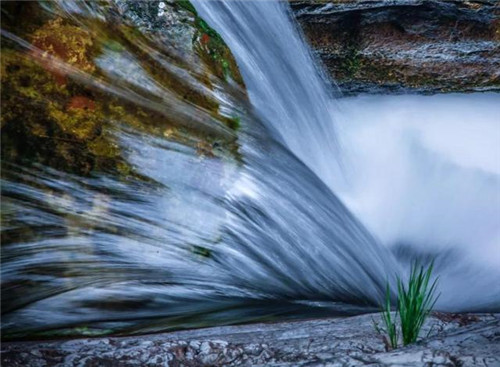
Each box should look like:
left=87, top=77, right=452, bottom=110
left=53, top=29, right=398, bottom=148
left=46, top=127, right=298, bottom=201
left=2, top=313, right=499, bottom=366
left=291, top=0, right=500, bottom=95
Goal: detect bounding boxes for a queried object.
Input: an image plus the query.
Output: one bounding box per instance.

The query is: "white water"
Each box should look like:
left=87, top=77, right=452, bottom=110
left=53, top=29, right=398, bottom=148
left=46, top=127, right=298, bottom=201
left=3, top=0, right=395, bottom=338
left=335, top=94, right=500, bottom=265
left=334, top=93, right=500, bottom=309
left=2, top=0, right=499, bottom=338
left=192, top=0, right=341, bottom=186
left=193, top=1, right=500, bottom=311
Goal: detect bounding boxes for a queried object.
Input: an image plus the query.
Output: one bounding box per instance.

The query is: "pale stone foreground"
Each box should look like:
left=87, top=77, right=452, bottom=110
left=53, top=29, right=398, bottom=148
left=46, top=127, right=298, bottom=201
left=2, top=313, right=499, bottom=366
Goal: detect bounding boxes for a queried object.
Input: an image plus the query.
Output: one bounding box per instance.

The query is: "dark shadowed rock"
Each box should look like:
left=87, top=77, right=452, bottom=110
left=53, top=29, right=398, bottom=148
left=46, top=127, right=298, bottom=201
left=291, top=0, right=500, bottom=95
left=2, top=313, right=499, bottom=366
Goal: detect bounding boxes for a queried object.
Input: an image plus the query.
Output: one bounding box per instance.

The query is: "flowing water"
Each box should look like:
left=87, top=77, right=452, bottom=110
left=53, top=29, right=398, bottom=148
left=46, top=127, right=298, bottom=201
left=333, top=93, right=500, bottom=310
left=1, top=0, right=499, bottom=339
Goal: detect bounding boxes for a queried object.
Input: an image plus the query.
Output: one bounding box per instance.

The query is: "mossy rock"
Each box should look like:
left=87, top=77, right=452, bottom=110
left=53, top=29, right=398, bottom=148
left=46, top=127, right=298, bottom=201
left=1, top=0, right=246, bottom=177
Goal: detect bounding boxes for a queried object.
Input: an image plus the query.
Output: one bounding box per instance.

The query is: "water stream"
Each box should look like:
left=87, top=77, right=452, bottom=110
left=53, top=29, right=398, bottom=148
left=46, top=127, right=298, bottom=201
left=1, top=0, right=499, bottom=339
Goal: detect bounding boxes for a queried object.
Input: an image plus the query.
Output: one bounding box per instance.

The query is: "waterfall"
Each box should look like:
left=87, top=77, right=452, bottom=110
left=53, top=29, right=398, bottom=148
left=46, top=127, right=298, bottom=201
left=1, top=0, right=499, bottom=339
left=192, top=0, right=500, bottom=312
left=192, top=0, right=342, bottom=187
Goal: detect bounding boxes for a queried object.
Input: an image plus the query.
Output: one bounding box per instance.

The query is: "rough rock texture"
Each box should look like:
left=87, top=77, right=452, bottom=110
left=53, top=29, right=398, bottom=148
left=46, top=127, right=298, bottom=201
left=1, top=0, right=243, bottom=177
left=2, top=313, right=499, bottom=366
left=291, top=0, right=500, bottom=95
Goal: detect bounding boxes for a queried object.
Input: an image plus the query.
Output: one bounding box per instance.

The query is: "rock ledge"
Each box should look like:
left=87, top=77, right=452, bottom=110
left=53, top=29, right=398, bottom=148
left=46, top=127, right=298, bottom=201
left=2, top=313, right=499, bottom=366
left=292, top=0, right=500, bottom=95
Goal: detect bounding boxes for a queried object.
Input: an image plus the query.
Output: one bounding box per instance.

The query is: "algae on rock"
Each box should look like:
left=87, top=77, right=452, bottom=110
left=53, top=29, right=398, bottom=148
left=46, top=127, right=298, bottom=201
left=1, top=0, right=246, bottom=177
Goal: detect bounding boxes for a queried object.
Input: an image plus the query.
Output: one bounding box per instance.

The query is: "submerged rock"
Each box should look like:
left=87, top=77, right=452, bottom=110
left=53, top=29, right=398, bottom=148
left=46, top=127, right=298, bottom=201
left=291, top=0, right=500, bottom=95
left=2, top=313, right=499, bottom=366
left=0, top=1, right=247, bottom=316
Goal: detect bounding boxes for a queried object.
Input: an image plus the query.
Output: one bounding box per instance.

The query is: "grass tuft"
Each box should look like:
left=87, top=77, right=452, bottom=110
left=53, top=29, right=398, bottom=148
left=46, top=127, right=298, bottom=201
left=381, top=284, right=398, bottom=349
left=378, top=261, right=439, bottom=348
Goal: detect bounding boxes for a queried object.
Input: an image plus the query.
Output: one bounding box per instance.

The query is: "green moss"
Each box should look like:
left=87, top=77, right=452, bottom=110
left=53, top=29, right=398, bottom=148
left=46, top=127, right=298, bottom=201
left=191, top=245, right=212, bottom=258
left=191, top=10, right=244, bottom=85
left=341, top=47, right=361, bottom=77
left=88, top=134, right=120, bottom=158
left=5, top=326, right=116, bottom=340
left=228, top=115, right=241, bottom=130
left=1, top=24, right=128, bottom=175
left=175, top=0, right=198, bottom=15
left=2, top=0, right=244, bottom=179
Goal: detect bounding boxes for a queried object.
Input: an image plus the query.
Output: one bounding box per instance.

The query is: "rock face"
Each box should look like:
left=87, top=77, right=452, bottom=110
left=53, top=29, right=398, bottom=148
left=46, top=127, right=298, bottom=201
left=2, top=313, right=499, bottom=366
left=1, top=1, right=246, bottom=319
left=291, top=0, right=500, bottom=95
left=1, top=0, right=244, bottom=177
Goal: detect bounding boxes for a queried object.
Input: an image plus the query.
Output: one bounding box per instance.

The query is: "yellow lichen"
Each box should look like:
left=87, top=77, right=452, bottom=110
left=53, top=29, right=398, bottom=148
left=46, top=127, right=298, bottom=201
left=88, top=135, right=120, bottom=158
left=47, top=101, right=101, bottom=141
left=31, top=18, right=96, bottom=75
left=2, top=1, right=243, bottom=178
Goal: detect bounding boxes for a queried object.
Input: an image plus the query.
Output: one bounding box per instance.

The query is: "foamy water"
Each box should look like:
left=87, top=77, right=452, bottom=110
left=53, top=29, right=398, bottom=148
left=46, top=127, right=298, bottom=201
left=333, top=93, right=500, bottom=309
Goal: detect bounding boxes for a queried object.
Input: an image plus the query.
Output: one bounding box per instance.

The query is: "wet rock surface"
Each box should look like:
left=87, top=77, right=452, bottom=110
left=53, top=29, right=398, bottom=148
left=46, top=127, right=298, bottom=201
left=1, top=0, right=244, bottom=178
left=2, top=313, right=499, bottom=366
left=291, top=0, right=500, bottom=95
left=1, top=1, right=246, bottom=327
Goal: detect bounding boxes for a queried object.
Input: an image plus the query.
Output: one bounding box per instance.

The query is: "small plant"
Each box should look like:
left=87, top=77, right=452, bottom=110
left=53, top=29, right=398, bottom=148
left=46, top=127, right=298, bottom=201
left=377, top=261, right=439, bottom=348
left=380, top=284, right=398, bottom=349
